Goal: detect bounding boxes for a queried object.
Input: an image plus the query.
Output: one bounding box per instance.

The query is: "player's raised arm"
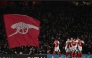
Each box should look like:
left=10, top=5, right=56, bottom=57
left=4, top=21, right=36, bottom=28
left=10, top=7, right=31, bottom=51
left=82, top=40, right=84, bottom=44
left=58, top=41, right=60, bottom=44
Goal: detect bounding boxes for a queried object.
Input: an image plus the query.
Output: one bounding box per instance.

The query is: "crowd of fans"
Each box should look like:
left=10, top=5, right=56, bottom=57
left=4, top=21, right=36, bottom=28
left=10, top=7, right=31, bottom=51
left=0, top=2, right=92, bottom=55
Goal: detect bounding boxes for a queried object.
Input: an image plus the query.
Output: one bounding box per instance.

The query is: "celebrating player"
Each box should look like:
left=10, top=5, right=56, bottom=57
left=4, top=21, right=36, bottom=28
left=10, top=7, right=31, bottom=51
left=76, top=38, right=84, bottom=58
left=65, top=38, right=71, bottom=58
left=71, top=38, right=78, bottom=58
left=69, top=38, right=73, bottom=58
left=52, top=39, right=61, bottom=58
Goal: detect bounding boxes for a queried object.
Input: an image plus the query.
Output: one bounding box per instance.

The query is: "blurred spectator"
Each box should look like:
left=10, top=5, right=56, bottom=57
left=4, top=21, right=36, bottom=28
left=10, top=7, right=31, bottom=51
left=0, top=1, right=92, bottom=54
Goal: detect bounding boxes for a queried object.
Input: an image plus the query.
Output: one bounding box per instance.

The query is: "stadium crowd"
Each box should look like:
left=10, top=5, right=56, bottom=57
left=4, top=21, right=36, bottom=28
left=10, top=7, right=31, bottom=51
left=0, top=1, right=92, bottom=55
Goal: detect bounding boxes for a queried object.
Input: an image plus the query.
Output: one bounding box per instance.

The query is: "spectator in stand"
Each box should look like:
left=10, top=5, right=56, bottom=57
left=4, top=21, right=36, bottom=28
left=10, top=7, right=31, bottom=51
left=0, top=1, right=92, bottom=54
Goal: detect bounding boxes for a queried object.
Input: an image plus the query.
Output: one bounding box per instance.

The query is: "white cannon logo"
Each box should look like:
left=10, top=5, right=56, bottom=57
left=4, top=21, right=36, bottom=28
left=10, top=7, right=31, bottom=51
left=8, top=22, right=39, bottom=37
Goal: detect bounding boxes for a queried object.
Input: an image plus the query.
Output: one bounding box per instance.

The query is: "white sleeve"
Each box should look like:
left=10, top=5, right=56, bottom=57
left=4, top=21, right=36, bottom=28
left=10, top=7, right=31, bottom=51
left=82, top=41, right=84, bottom=44
left=76, top=40, right=78, bottom=42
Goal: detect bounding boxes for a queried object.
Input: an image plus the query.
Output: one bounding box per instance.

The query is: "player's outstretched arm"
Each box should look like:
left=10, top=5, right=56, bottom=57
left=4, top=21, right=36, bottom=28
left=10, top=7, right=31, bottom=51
left=82, top=40, right=84, bottom=44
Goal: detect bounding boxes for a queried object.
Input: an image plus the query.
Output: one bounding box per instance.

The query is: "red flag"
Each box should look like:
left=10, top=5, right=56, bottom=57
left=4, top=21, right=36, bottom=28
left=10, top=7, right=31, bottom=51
left=3, top=14, right=40, bottom=48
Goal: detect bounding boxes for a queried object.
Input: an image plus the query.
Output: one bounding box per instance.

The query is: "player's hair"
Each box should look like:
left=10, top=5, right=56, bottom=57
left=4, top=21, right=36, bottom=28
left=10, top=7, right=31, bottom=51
left=77, top=37, right=79, bottom=39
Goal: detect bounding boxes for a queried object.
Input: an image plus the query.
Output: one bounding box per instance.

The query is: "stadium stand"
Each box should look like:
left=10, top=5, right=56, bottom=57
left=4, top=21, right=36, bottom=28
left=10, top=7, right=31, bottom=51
left=0, top=1, right=92, bottom=55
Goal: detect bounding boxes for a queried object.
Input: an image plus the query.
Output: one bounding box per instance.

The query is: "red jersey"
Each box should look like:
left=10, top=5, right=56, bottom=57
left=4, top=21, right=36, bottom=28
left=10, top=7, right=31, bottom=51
left=71, top=40, right=77, bottom=46
left=54, top=40, right=60, bottom=48
left=77, top=39, right=84, bottom=47
left=69, top=40, right=73, bottom=48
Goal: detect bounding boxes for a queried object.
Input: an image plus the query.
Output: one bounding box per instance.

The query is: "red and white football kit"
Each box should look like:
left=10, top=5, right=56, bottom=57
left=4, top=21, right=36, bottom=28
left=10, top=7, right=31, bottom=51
left=71, top=39, right=77, bottom=51
left=65, top=40, right=71, bottom=52
left=54, top=40, right=60, bottom=52
left=69, top=39, right=73, bottom=52
left=77, top=39, right=84, bottom=52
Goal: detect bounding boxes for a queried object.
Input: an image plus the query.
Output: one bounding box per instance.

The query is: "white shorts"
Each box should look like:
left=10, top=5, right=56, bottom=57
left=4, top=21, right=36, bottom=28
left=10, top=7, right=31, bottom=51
left=78, top=46, right=82, bottom=52
left=71, top=46, right=77, bottom=52
left=54, top=47, right=60, bottom=52
left=65, top=47, right=70, bottom=52
left=69, top=47, right=72, bottom=52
